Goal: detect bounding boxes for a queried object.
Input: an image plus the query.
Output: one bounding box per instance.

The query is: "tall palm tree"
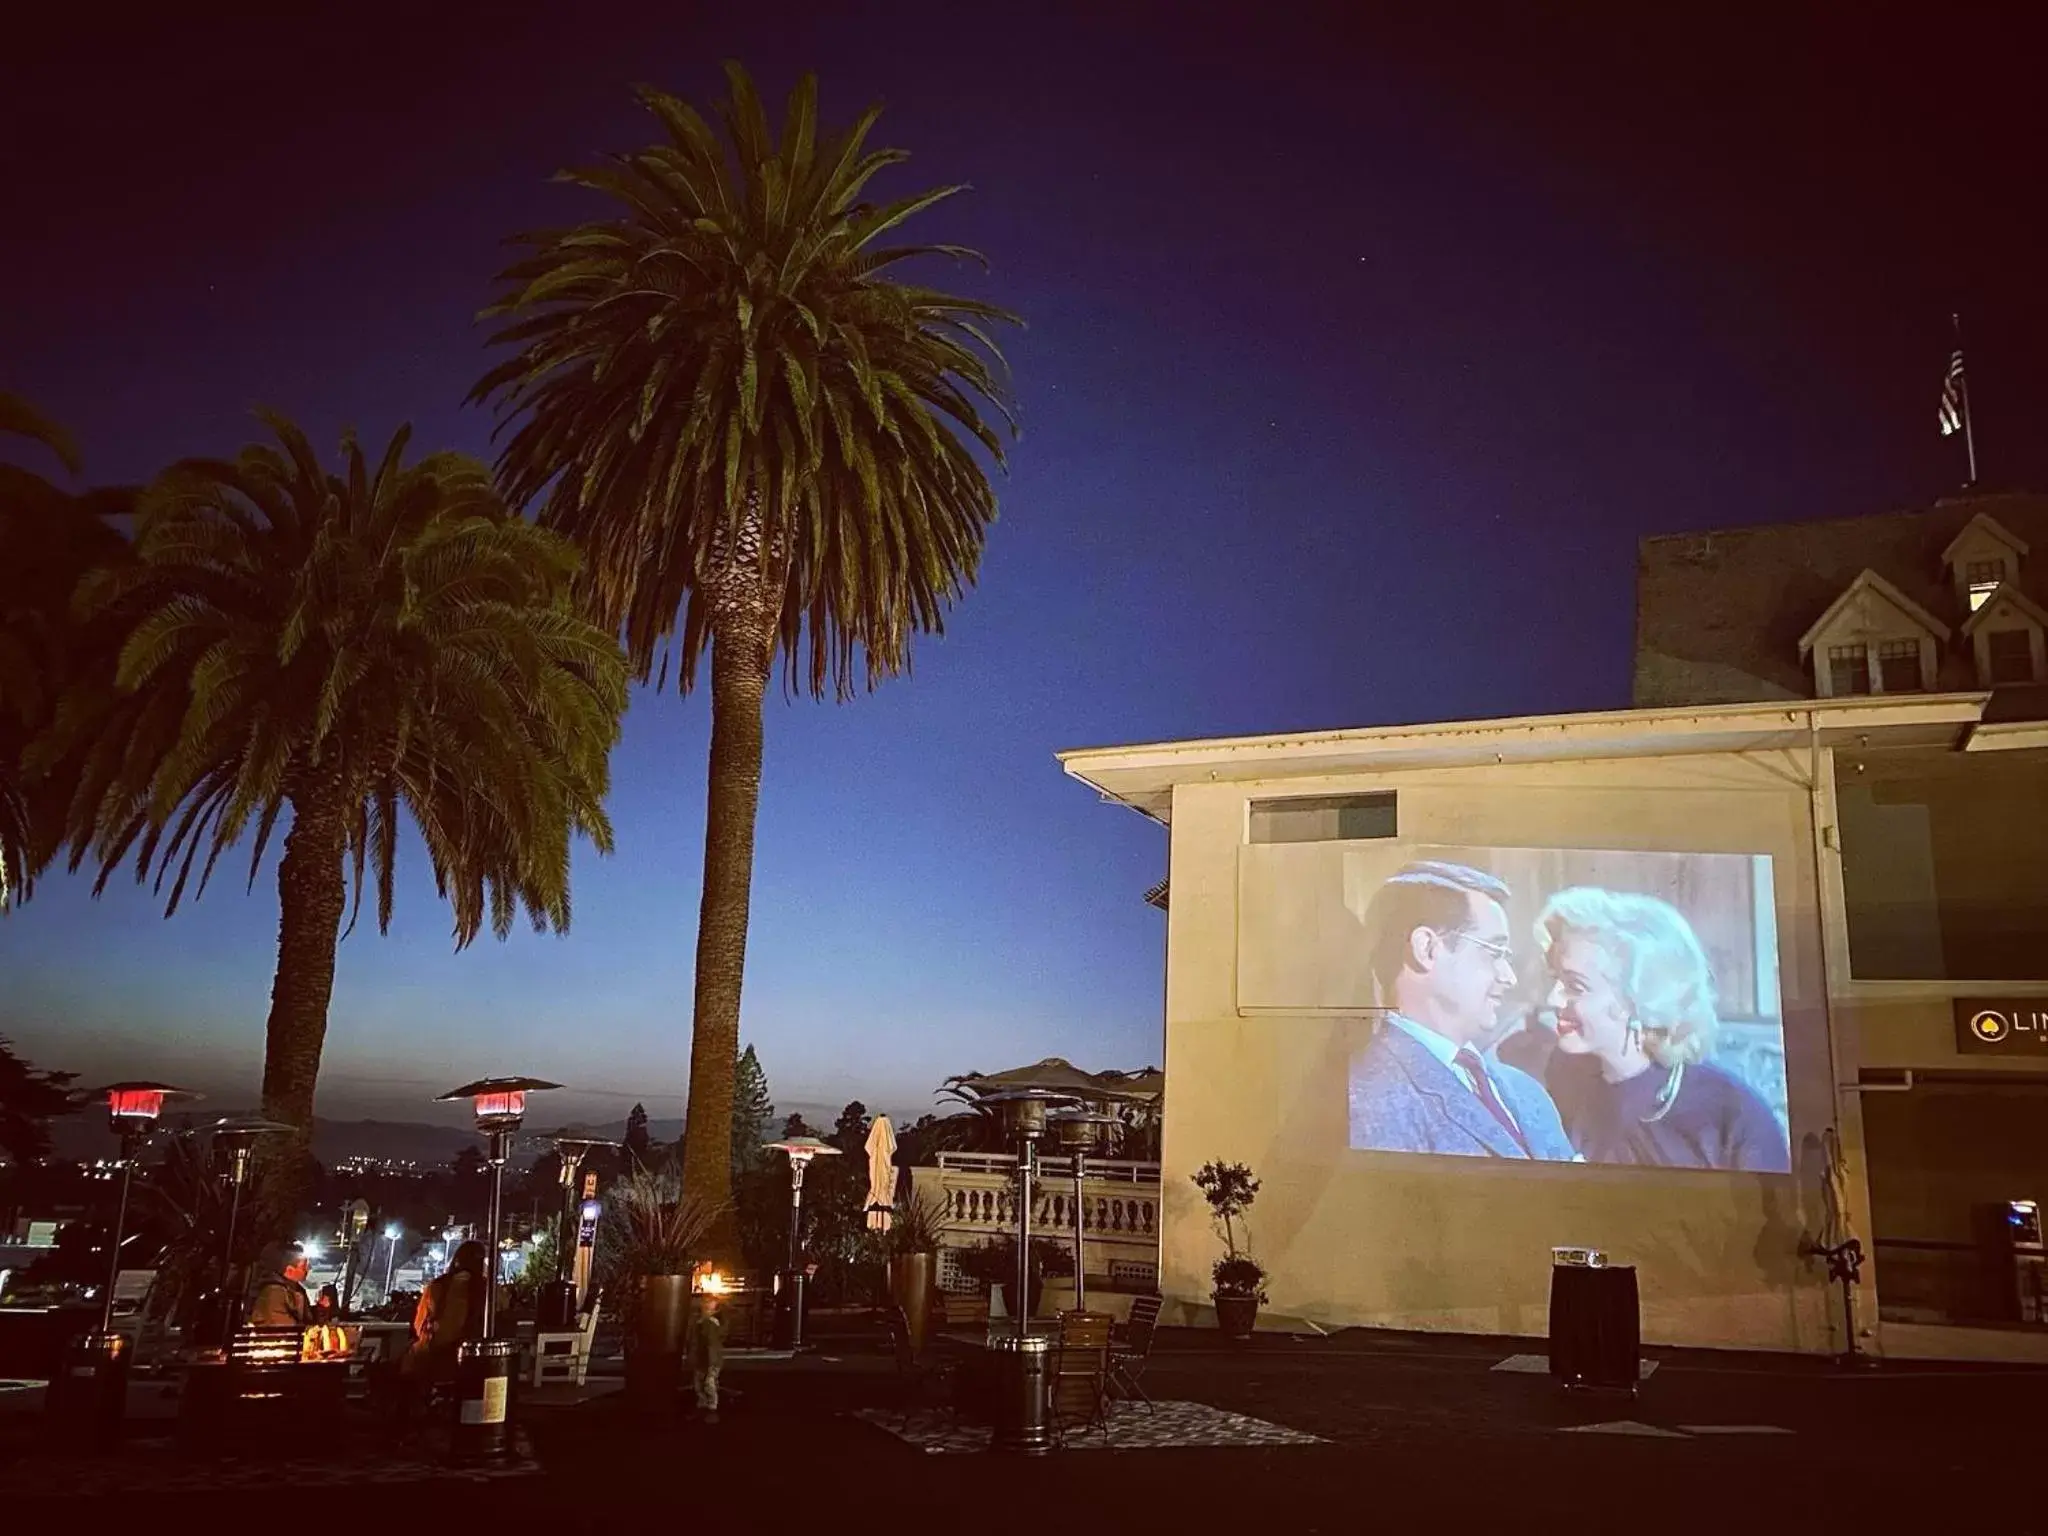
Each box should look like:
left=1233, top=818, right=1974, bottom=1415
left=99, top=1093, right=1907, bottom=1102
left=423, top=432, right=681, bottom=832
left=0, top=392, right=127, bottom=908
left=473, top=64, right=1017, bottom=1234
left=47, top=413, right=629, bottom=1231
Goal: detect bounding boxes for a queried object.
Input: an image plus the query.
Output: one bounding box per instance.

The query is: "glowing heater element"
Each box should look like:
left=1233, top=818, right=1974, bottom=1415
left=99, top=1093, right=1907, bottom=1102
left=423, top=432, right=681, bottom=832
left=472, top=1090, right=526, bottom=1123
left=108, top=1087, right=168, bottom=1122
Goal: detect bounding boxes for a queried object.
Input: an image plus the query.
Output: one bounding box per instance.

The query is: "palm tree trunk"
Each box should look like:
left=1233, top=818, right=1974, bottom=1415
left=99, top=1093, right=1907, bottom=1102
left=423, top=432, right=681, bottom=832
left=679, top=613, right=774, bottom=1257
left=251, top=778, right=348, bottom=1243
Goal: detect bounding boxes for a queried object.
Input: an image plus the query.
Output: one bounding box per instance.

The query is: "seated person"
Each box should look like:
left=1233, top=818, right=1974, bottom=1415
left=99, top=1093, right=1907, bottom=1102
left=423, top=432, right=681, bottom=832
left=403, top=1240, right=487, bottom=1380
left=244, top=1241, right=313, bottom=1328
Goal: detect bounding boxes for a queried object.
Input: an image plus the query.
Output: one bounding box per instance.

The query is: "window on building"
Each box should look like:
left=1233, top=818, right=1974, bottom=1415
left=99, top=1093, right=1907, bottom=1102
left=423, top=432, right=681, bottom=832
left=1876, top=639, right=1922, bottom=693
left=1827, top=644, right=1871, bottom=696
left=1967, top=559, right=2007, bottom=612
left=1987, top=629, right=2036, bottom=685
left=1836, top=746, right=2048, bottom=981
left=1248, top=792, right=1396, bottom=844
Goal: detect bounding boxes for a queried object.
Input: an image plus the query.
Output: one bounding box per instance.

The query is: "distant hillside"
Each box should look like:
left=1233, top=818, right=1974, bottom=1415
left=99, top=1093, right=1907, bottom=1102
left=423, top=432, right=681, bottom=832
left=49, top=1114, right=477, bottom=1166
left=575, top=1102, right=860, bottom=1146
left=47, top=1099, right=877, bottom=1164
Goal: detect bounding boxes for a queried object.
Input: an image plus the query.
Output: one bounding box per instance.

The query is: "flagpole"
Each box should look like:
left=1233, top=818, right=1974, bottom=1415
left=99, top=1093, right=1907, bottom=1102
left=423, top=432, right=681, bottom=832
left=1954, top=313, right=1980, bottom=486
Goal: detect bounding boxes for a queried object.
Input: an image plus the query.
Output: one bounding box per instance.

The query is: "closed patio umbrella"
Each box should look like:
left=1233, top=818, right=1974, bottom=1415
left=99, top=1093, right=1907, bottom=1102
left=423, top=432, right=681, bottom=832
left=864, top=1115, right=898, bottom=1232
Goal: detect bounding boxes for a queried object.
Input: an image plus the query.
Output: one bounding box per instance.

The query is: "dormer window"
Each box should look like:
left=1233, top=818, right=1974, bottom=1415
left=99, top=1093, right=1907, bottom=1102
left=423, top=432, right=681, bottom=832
left=1876, top=638, right=1923, bottom=692
left=1828, top=645, right=1871, bottom=695
left=1961, top=583, right=2048, bottom=689
left=1988, top=630, right=2034, bottom=684
left=1966, top=559, right=2007, bottom=611
left=1799, top=569, right=1948, bottom=699
left=1943, top=512, right=2029, bottom=614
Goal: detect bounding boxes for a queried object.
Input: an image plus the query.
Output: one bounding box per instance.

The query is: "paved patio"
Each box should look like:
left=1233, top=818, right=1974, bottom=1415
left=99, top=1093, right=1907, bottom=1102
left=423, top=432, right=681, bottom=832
left=3, top=1319, right=2045, bottom=1524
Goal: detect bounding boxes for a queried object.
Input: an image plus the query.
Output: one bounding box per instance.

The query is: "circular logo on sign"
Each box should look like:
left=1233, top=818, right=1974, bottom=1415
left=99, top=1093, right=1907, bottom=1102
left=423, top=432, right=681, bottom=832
left=1971, top=1010, right=2011, bottom=1043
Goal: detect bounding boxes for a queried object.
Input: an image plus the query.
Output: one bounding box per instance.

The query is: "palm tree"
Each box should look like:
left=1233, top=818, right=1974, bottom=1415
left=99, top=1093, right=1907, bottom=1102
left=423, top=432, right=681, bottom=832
left=47, top=412, right=629, bottom=1231
left=0, top=392, right=127, bottom=908
left=473, top=64, right=1017, bottom=1236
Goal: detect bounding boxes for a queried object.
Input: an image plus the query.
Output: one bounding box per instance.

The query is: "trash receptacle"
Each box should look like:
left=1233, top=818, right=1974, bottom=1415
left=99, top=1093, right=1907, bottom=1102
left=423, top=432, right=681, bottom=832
left=45, top=1329, right=130, bottom=1445
left=450, top=1337, right=518, bottom=1464
left=770, top=1270, right=807, bottom=1350
left=987, top=1332, right=1053, bottom=1454
left=1549, top=1256, right=1639, bottom=1392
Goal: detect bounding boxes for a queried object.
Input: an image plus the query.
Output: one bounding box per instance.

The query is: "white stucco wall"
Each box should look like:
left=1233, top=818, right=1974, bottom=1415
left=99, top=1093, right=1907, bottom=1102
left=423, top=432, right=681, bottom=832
left=1158, top=749, right=1843, bottom=1353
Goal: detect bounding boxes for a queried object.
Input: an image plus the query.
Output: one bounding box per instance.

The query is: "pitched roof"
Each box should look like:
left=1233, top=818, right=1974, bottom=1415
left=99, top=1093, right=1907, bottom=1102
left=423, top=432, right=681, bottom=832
left=1796, top=568, right=1951, bottom=655
left=952, top=1057, right=1162, bottom=1103
left=1942, top=509, right=2031, bottom=566
left=1635, top=490, right=2048, bottom=706
left=1962, top=581, right=2048, bottom=639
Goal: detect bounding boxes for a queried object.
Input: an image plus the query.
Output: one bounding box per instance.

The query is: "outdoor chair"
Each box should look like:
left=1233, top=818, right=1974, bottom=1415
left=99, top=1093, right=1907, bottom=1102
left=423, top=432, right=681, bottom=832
left=106, top=1269, right=158, bottom=1350
left=887, top=1303, right=957, bottom=1431
left=940, top=1289, right=990, bottom=1334
left=1050, top=1310, right=1114, bottom=1446
left=1109, top=1294, right=1163, bottom=1412
left=531, top=1288, right=603, bottom=1388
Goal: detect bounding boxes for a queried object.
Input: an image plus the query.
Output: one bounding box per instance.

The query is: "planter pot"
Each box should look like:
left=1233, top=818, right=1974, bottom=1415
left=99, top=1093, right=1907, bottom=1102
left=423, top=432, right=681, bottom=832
left=888, top=1252, right=936, bottom=1355
left=1213, top=1292, right=1261, bottom=1342
left=625, top=1274, right=692, bottom=1411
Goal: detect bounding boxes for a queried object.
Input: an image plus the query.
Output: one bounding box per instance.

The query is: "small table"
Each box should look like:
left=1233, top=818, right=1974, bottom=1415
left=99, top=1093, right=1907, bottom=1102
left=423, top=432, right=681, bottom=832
left=1548, top=1263, right=1639, bottom=1392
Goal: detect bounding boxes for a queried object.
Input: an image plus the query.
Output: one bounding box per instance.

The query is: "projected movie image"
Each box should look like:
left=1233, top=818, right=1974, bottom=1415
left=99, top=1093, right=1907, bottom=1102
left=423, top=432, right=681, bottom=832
left=1243, top=843, right=1791, bottom=1172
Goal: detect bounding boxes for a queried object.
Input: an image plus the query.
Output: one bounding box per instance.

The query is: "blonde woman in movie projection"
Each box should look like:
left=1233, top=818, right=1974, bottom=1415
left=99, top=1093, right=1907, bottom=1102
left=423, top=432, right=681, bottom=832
left=1534, top=887, right=1789, bottom=1173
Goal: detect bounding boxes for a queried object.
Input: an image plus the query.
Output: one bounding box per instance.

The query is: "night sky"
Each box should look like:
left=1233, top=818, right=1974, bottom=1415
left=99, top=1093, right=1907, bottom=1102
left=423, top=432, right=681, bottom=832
left=3, top=6, right=2044, bottom=1128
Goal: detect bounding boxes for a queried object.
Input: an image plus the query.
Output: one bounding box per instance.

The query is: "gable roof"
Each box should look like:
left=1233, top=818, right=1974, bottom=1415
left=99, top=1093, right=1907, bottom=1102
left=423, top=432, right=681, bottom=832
left=1962, top=581, right=2048, bottom=639
left=1636, top=490, right=2048, bottom=706
left=1797, top=568, right=1952, bottom=655
left=1942, top=509, right=2031, bottom=567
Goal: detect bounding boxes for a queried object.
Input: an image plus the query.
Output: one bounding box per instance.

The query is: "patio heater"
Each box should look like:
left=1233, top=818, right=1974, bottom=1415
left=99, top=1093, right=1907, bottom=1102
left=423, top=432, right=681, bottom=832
left=437, top=1077, right=558, bottom=1338
left=764, top=1135, right=843, bottom=1350
left=95, top=1083, right=198, bottom=1330
left=47, top=1081, right=196, bottom=1439
left=437, top=1076, right=558, bottom=1465
left=972, top=1088, right=1080, bottom=1457
left=188, top=1114, right=292, bottom=1346
left=205, top=1115, right=294, bottom=1294
left=1049, top=1109, right=1121, bottom=1315
left=536, top=1129, right=618, bottom=1328
left=975, top=1089, right=1082, bottom=1337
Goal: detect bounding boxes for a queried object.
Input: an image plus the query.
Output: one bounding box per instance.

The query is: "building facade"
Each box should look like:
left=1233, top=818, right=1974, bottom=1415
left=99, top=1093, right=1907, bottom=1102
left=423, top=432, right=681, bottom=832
left=1059, top=489, right=2048, bottom=1360
left=1636, top=488, right=2048, bottom=1359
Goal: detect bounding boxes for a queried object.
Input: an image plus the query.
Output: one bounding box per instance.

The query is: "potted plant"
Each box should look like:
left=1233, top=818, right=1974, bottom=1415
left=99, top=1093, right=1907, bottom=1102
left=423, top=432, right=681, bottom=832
left=602, top=1169, right=717, bottom=1411
left=1192, top=1161, right=1267, bottom=1341
left=884, top=1195, right=944, bottom=1354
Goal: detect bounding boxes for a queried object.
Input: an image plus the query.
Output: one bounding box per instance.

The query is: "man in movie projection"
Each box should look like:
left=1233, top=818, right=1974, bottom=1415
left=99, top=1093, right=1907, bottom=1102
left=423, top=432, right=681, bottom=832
left=1348, top=861, right=1576, bottom=1160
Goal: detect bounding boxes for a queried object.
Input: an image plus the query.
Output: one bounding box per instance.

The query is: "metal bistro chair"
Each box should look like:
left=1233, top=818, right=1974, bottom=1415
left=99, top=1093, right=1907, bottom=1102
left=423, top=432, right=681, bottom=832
left=886, top=1303, right=957, bottom=1431
left=1109, top=1294, right=1163, bottom=1412
left=1050, top=1310, right=1114, bottom=1447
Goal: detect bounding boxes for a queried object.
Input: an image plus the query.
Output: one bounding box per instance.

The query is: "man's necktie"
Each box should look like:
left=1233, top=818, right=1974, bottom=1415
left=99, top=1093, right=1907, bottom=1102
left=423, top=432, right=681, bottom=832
left=1455, top=1045, right=1532, bottom=1157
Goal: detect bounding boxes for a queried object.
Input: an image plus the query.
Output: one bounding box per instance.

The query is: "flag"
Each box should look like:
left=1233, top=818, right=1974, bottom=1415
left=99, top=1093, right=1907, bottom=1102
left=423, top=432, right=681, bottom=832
left=1939, top=347, right=1967, bottom=437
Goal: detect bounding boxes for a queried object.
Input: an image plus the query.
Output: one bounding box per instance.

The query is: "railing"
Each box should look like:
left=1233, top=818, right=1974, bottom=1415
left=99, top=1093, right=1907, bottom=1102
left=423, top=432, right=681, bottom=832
left=934, top=1152, right=1161, bottom=1185
left=910, top=1156, right=1162, bottom=1246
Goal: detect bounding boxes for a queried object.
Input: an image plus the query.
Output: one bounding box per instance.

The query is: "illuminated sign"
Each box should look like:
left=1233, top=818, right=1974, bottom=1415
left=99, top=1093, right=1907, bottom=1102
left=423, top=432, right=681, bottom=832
left=1954, top=999, right=2048, bottom=1054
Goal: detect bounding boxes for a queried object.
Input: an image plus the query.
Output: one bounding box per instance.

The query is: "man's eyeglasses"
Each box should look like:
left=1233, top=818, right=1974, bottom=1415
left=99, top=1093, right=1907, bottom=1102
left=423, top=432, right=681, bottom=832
left=1436, top=928, right=1513, bottom=962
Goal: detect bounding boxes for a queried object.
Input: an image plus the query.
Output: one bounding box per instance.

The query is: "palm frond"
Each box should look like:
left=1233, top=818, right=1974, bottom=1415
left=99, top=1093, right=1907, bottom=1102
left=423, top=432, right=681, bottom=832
left=472, top=62, right=1020, bottom=701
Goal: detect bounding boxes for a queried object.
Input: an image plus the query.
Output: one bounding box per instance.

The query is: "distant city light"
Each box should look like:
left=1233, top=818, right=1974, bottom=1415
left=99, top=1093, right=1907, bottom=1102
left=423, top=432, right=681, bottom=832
left=301, top=1239, right=324, bottom=1261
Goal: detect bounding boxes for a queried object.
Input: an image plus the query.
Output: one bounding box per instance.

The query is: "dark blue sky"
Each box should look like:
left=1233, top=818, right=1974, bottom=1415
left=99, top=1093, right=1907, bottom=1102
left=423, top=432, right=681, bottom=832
left=3, top=5, right=2043, bottom=1126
